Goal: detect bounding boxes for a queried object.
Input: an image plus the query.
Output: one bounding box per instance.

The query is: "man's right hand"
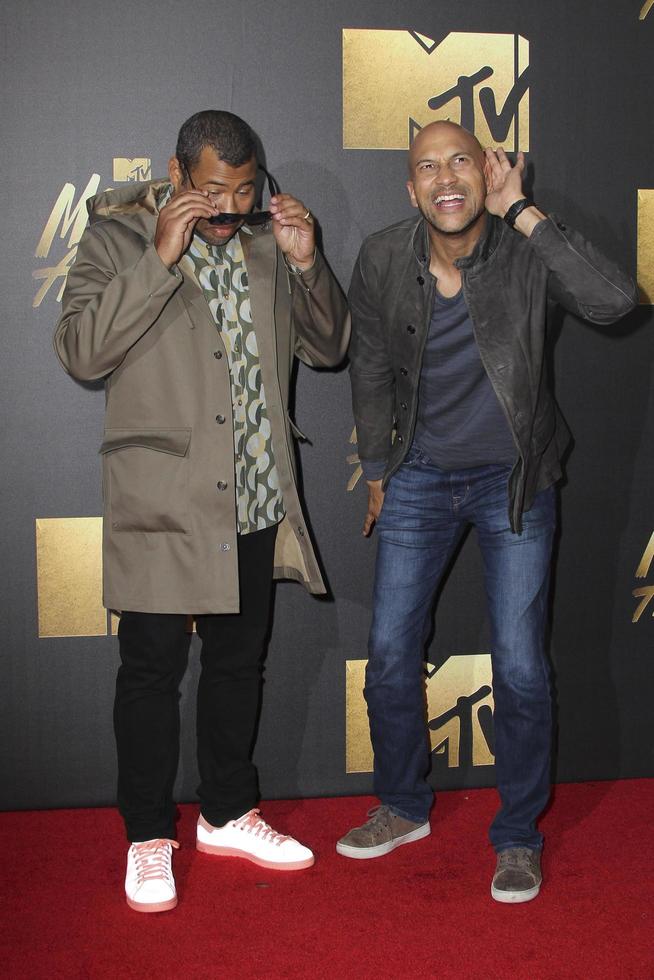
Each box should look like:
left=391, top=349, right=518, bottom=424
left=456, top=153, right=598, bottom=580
left=154, top=191, right=218, bottom=268
left=363, top=479, right=385, bottom=536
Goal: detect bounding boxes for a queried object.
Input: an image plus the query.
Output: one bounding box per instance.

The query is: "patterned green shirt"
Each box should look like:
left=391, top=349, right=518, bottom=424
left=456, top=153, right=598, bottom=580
left=158, top=185, right=284, bottom=535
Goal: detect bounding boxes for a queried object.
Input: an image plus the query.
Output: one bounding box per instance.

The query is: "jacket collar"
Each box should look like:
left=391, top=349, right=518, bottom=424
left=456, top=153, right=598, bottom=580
left=411, top=212, right=505, bottom=271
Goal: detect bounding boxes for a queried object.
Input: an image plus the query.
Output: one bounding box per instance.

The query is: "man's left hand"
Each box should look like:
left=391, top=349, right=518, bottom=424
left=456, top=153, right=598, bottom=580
left=484, top=147, right=526, bottom=218
left=270, top=194, right=315, bottom=269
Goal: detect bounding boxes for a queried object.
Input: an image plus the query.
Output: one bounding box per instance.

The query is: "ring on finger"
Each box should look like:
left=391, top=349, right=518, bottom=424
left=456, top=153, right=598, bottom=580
left=302, top=209, right=311, bottom=220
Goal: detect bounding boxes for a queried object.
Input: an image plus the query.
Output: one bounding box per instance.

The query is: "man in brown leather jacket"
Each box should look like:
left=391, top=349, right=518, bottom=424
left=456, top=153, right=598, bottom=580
left=338, top=120, right=636, bottom=903
left=55, top=110, right=349, bottom=912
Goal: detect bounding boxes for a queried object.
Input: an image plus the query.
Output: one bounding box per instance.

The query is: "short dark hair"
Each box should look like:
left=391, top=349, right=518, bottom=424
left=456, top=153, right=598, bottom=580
left=175, top=110, right=256, bottom=174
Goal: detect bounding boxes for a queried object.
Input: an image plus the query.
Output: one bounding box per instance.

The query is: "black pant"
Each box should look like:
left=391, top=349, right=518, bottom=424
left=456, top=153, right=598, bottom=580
left=114, top=524, right=277, bottom=842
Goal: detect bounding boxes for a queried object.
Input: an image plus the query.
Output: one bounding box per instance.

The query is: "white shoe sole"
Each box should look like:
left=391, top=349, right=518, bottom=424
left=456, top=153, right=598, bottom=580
left=196, top=839, right=314, bottom=870
left=126, top=894, right=178, bottom=913
left=491, top=882, right=541, bottom=904
left=336, top=821, right=430, bottom=859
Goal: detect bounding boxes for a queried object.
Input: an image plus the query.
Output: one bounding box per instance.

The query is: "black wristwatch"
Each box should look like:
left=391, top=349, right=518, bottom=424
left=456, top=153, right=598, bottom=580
left=503, top=198, right=535, bottom=228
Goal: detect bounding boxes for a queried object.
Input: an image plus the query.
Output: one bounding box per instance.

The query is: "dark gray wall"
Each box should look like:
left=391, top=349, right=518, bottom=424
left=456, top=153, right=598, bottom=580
left=2, top=0, right=653, bottom=810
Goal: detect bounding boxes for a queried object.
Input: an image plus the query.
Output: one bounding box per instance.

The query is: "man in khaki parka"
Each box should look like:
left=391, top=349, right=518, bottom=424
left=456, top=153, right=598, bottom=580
left=54, top=110, right=349, bottom=913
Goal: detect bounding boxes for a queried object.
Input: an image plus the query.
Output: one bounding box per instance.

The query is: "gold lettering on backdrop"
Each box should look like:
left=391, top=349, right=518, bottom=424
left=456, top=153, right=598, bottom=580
left=32, top=158, right=151, bottom=308
left=36, top=517, right=108, bottom=637
left=637, top=190, right=654, bottom=304
left=345, top=655, right=495, bottom=773
left=32, top=175, right=101, bottom=307
left=343, top=30, right=529, bottom=152
left=632, top=530, right=654, bottom=622
left=635, top=530, right=654, bottom=579
left=346, top=427, right=363, bottom=491
left=632, top=587, right=654, bottom=623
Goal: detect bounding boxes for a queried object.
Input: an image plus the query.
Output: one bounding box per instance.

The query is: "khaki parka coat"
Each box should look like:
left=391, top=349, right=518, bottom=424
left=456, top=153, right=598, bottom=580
left=54, top=180, right=350, bottom=614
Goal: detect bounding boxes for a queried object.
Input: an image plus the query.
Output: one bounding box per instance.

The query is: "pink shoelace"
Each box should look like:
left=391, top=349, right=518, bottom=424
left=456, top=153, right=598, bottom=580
left=233, top=810, right=289, bottom=847
left=131, top=839, right=179, bottom=884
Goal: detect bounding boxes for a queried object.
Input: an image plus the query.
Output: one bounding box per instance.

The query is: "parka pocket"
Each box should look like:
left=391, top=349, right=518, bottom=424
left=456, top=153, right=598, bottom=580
left=100, top=428, right=192, bottom=533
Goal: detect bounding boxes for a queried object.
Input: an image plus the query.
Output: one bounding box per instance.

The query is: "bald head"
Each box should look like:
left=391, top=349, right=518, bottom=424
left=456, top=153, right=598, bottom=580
left=408, top=121, right=484, bottom=175
left=405, top=120, right=489, bottom=239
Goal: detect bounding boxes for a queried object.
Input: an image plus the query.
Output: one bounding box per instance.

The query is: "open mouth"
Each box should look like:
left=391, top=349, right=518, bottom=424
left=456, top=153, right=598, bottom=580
left=434, top=193, right=466, bottom=210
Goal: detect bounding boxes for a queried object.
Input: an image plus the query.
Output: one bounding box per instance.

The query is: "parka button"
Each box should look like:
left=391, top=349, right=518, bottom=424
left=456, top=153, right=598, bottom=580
left=217, top=481, right=228, bottom=491
left=400, top=368, right=408, bottom=376
left=213, top=350, right=223, bottom=359
left=400, top=402, right=407, bottom=410
left=407, top=324, right=415, bottom=334
left=220, top=542, right=231, bottom=552
left=216, top=414, right=225, bottom=424
left=417, top=275, right=425, bottom=285
left=397, top=435, right=404, bottom=444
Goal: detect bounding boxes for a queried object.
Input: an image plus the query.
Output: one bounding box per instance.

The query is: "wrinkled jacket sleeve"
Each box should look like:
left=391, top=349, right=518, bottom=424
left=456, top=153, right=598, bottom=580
left=348, top=244, right=396, bottom=470
left=54, top=223, right=182, bottom=381
left=528, top=216, right=638, bottom=323
left=290, top=250, right=350, bottom=367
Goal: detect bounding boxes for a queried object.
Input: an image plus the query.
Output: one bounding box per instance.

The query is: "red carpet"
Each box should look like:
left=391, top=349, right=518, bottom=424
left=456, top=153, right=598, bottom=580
left=2, top=780, right=653, bottom=979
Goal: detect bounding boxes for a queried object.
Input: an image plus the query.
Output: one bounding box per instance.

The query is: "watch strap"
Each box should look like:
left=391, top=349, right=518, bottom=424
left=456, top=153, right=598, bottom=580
left=503, top=198, right=534, bottom=228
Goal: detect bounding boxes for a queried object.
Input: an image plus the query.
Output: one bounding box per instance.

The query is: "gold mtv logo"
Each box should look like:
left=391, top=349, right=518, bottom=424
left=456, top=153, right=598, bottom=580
left=343, top=29, right=529, bottom=152
left=637, top=190, right=654, bottom=305
left=346, top=656, right=495, bottom=772
left=113, top=158, right=151, bottom=182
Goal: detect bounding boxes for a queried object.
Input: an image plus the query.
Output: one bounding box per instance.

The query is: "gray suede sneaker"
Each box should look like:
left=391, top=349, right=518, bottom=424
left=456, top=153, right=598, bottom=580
left=491, top=847, right=542, bottom=903
left=336, top=805, right=430, bottom=859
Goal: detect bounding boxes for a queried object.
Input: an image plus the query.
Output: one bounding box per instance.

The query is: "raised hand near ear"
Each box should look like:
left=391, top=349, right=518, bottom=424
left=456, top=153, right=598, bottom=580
left=484, top=148, right=546, bottom=236
left=484, top=147, right=526, bottom=217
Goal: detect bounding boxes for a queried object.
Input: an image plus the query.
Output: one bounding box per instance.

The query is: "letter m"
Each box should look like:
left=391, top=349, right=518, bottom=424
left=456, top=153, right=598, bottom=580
left=34, top=174, right=101, bottom=259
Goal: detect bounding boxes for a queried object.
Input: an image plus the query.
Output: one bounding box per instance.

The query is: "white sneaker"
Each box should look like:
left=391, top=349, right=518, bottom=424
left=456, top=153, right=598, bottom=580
left=196, top=810, right=314, bottom=870
left=125, top=838, right=180, bottom=912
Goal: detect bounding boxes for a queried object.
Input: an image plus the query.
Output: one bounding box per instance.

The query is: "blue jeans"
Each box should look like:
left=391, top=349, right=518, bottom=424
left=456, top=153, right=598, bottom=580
left=365, top=447, right=556, bottom=851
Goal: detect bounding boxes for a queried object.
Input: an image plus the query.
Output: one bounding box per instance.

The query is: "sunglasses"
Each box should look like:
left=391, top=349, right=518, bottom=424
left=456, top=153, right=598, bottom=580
left=184, top=165, right=280, bottom=227
left=208, top=210, right=271, bottom=226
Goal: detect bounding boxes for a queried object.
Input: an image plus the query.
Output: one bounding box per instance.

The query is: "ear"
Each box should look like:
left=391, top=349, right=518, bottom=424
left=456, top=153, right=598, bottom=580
left=168, top=156, right=184, bottom=193
left=406, top=179, right=418, bottom=209
left=482, top=154, right=492, bottom=193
